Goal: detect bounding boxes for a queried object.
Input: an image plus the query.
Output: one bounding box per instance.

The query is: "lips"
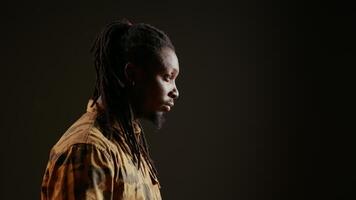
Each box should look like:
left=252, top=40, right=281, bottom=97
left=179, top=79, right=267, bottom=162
left=162, top=102, right=174, bottom=112
left=166, top=102, right=174, bottom=107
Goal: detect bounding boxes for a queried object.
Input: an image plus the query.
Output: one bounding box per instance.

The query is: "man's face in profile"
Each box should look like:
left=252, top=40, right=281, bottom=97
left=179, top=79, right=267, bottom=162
left=133, top=47, right=180, bottom=129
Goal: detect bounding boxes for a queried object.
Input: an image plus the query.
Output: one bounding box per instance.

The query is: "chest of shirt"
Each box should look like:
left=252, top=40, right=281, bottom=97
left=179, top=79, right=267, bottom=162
left=114, top=144, right=162, bottom=200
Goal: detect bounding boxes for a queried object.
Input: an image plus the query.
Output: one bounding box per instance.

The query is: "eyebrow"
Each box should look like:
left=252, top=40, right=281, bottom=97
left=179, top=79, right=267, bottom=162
left=171, top=67, right=179, bottom=75
left=170, top=69, right=179, bottom=78
left=159, top=64, right=179, bottom=76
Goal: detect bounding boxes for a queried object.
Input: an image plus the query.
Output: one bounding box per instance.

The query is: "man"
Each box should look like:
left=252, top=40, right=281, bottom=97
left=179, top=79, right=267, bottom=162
left=41, top=19, right=179, bottom=200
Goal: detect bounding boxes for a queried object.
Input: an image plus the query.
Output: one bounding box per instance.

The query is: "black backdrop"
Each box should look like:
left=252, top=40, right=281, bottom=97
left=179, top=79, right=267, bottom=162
left=0, top=0, right=354, bottom=199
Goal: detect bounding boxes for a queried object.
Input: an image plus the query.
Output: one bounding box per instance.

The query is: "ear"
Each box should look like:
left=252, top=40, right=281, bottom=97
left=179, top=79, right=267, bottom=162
left=124, top=62, right=143, bottom=85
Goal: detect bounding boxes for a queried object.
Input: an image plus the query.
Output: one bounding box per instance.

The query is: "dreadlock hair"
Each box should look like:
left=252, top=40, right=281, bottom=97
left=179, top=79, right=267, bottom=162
left=90, top=19, right=175, bottom=175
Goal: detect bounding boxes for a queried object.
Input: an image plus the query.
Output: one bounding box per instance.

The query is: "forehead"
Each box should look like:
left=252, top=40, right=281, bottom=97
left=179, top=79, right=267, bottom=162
left=157, top=47, right=179, bottom=73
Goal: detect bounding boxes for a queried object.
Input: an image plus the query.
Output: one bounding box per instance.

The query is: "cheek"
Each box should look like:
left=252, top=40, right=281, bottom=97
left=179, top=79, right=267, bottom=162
left=144, top=79, right=167, bottom=108
left=153, top=80, right=169, bottom=101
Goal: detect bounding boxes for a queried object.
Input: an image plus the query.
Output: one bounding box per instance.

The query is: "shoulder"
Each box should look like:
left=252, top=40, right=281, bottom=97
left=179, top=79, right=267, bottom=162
left=48, top=143, right=114, bottom=169
left=49, top=112, right=118, bottom=164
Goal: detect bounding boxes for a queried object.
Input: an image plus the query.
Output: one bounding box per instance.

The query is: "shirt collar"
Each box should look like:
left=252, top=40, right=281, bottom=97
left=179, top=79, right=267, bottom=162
left=86, top=99, right=103, bottom=113
left=86, top=99, right=141, bottom=135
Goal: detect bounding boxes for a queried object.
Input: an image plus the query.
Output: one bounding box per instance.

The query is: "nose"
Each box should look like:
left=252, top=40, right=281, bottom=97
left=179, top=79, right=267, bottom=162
left=169, top=85, right=179, bottom=100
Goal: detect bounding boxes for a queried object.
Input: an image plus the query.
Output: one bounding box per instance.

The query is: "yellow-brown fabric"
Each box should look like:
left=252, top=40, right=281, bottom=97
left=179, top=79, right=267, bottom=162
left=41, top=100, right=162, bottom=200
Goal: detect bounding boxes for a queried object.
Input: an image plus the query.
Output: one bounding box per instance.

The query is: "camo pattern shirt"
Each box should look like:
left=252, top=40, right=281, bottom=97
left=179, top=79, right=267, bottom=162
left=41, top=100, right=162, bottom=200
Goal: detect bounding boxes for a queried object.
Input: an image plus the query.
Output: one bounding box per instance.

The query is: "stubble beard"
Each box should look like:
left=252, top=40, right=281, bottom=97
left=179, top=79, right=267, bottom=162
left=147, top=111, right=166, bottom=130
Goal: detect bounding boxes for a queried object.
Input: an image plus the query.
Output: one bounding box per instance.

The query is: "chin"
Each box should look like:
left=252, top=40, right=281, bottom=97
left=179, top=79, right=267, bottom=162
left=145, top=111, right=166, bottom=130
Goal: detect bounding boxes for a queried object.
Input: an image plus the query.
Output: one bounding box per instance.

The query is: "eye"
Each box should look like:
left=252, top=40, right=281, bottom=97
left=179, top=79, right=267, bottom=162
left=163, top=74, right=171, bottom=81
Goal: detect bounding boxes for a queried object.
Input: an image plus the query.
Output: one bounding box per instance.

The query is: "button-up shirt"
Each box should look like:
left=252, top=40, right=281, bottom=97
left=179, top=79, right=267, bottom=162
left=41, top=100, right=162, bottom=200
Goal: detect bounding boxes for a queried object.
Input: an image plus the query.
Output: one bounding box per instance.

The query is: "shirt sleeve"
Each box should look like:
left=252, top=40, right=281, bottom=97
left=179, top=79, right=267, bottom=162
left=41, top=143, right=123, bottom=200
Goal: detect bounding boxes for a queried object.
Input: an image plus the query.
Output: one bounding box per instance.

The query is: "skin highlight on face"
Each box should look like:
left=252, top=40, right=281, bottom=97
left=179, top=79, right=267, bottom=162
left=129, top=47, right=179, bottom=129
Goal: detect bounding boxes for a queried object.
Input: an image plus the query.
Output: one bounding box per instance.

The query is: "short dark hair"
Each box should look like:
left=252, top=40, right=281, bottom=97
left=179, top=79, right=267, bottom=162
left=90, top=19, right=175, bottom=176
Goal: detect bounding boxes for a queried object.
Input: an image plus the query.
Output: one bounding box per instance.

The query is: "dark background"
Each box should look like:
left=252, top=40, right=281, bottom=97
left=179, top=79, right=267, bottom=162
left=1, top=0, right=354, bottom=199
